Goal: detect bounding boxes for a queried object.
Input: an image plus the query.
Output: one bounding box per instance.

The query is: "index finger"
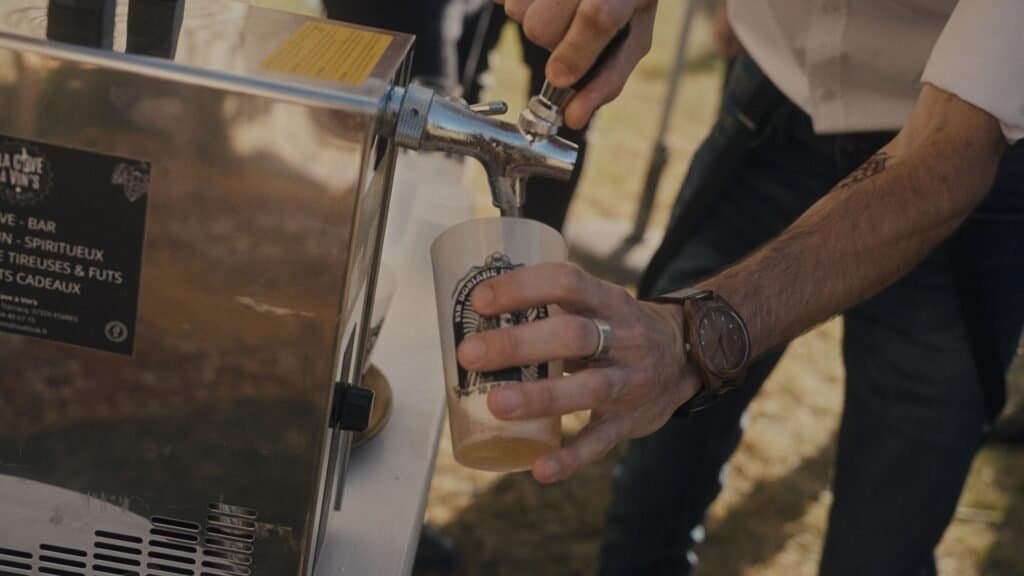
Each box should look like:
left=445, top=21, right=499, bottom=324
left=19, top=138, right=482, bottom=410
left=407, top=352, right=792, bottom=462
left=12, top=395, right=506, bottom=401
left=470, top=262, right=607, bottom=317
left=546, top=0, right=633, bottom=87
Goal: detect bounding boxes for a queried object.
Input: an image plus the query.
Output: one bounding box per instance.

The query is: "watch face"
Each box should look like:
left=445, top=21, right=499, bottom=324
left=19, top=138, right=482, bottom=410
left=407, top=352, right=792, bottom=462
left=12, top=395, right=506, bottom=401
left=697, top=306, right=749, bottom=376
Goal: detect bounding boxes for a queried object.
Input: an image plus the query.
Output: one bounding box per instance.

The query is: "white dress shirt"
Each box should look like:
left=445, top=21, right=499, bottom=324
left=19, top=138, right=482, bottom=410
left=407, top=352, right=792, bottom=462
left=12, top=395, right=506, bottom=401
left=729, top=0, right=1024, bottom=143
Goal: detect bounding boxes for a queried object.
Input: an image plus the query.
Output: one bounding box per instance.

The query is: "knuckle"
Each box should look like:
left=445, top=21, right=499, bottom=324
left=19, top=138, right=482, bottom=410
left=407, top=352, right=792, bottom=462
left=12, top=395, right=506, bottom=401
left=597, top=426, right=619, bottom=454
left=634, top=362, right=656, bottom=393
left=559, top=447, right=582, bottom=474
left=584, top=372, right=613, bottom=404
left=522, top=18, right=556, bottom=50
left=610, top=366, right=633, bottom=398
left=641, top=34, right=654, bottom=53
left=522, top=18, right=543, bottom=44
left=555, top=54, right=586, bottom=81
left=504, top=1, right=526, bottom=21
left=606, top=82, right=626, bottom=102
left=567, top=317, right=595, bottom=353
left=493, top=326, right=521, bottom=359
left=523, top=379, right=554, bottom=412
left=609, top=285, right=633, bottom=308
left=631, top=321, right=652, bottom=349
left=577, top=2, right=624, bottom=36
left=555, top=264, right=587, bottom=300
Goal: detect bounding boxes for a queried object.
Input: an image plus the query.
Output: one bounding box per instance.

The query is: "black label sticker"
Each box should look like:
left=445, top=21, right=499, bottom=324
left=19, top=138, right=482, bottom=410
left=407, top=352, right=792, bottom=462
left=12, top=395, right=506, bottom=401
left=452, top=252, right=549, bottom=399
left=0, top=135, right=149, bottom=355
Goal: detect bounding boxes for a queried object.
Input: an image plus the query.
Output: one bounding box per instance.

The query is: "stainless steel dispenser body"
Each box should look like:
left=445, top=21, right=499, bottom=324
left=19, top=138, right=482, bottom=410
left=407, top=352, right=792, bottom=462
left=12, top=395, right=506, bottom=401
left=0, top=2, right=413, bottom=574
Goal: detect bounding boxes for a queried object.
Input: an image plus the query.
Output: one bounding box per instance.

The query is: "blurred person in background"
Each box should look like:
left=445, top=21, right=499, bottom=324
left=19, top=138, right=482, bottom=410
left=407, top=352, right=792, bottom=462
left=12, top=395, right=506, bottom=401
left=455, top=1, right=1024, bottom=575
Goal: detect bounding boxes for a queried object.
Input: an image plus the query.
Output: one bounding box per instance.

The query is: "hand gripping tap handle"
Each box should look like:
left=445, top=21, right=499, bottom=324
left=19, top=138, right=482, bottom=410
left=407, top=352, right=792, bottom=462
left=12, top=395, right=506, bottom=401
left=520, top=23, right=631, bottom=141
left=541, top=24, right=633, bottom=113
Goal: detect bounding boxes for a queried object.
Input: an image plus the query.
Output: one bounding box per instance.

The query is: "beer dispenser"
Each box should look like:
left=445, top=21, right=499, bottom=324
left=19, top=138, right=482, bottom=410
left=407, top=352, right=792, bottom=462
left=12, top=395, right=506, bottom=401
left=0, top=1, right=577, bottom=575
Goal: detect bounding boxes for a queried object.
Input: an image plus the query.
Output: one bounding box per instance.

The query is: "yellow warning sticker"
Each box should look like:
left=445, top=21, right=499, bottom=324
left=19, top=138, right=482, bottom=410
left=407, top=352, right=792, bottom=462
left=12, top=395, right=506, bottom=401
left=263, top=22, right=393, bottom=86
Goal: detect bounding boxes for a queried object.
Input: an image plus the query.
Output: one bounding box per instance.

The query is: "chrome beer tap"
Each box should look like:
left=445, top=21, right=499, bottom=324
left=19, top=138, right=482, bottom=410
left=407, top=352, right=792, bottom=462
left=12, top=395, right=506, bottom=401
left=382, top=85, right=578, bottom=217
left=520, top=25, right=631, bottom=138
left=382, top=25, right=630, bottom=216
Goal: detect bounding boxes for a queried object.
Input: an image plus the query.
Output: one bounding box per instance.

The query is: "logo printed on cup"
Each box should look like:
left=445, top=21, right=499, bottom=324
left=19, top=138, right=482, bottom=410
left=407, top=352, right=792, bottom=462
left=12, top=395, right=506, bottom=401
left=452, top=252, right=549, bottom=399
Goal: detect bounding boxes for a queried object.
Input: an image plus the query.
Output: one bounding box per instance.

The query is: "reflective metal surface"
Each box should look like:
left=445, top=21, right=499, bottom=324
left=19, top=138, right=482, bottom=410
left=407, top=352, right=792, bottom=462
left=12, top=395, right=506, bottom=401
left=518, top=85, right=568, bottom=141
left=0, top=2, right=413, bottom=575
left=386, top=84, right=578, bottom=215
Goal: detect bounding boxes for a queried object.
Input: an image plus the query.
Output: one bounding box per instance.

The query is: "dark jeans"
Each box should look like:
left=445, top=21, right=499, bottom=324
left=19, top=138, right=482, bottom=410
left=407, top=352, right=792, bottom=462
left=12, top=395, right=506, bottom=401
left=598, top=56, right=1024, bottom=576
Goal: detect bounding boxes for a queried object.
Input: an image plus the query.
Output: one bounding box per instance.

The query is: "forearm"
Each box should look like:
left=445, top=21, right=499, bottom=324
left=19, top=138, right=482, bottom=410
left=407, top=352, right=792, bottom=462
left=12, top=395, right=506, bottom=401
left=702, top=86, right=1006, bottom=358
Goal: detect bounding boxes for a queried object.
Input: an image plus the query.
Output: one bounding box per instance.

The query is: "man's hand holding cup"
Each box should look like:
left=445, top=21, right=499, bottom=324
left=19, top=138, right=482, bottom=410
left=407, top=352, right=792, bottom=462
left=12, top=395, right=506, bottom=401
left=456, top=262, right=701, bottom=483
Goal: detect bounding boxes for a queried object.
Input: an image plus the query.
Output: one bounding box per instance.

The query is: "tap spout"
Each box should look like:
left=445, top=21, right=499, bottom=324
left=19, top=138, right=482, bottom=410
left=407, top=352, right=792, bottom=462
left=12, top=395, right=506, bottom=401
left=384, top=85, right=578, bottom=215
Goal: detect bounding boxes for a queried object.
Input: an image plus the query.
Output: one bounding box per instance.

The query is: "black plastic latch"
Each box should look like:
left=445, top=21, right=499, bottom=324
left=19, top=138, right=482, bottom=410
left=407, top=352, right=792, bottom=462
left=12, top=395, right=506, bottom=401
left=126, top=0, right=186, bottom=59
left=47, top=0, right=116, bottom=48
left=331, top=382, right=375, bottom=432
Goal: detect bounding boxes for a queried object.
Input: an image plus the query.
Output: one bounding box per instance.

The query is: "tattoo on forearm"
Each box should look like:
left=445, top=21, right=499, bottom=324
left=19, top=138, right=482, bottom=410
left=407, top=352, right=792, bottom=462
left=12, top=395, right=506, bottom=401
left=837, top=151, right=891, bottom=189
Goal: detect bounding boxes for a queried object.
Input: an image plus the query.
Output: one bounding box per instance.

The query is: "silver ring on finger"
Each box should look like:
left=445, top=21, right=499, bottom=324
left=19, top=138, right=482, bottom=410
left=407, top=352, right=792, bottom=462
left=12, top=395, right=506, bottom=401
left=585, top=318, right=614, bottom=362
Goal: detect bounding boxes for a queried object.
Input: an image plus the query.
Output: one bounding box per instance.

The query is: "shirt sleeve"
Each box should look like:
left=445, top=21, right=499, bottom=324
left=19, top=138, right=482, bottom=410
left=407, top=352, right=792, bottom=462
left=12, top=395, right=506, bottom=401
left=921, top=0, right=1024, bottom=143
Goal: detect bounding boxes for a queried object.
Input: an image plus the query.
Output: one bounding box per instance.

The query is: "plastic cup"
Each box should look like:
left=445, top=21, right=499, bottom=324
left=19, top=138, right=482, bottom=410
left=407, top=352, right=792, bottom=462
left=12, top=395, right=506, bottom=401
left=431, top=217, right=566, bottom=472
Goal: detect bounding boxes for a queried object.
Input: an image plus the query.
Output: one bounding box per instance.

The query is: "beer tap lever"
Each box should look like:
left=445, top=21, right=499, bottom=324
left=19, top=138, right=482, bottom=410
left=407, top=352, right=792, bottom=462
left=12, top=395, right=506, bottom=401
left=518, top=24, right=632, bottom=141
left=384, top=86, right=578, bottom=216
left=468, top=101, right=509, bottom=116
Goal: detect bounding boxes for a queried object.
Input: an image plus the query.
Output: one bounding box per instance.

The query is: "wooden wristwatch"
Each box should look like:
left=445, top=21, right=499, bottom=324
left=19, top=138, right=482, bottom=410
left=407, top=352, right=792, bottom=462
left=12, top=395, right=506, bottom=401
left=648, top=288, right=751, bottom=413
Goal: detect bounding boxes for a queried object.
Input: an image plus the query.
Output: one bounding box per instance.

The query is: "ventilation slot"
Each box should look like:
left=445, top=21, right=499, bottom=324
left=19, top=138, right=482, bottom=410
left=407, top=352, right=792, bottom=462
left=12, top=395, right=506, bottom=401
left=146, top=515, right=204, bottom=576
left=198, top=558, right=251, bottom=576
left=207, top=504, right=257, bottom=520
left=93, top=530, right=143, bottom=575
left=204, top=526, right=254, bottom=543
left=149, top=541, right=198, bottom=555
left=202, top=549, right=250, bottom=567
left=38, top=568, right=84, bottom=576
left=146, top=547, right=197, bottom=574
left=145, top=562, right=195, bottom=576
left=150, top=529, right=200, bottom=544
left=151, top=518, right=201, bottom=533
left=0, top=546, right=32, bottom=575
left=92, top=565, right=140, bottom=576
left=206, top=516, right=256, bottom=533
left=38, top=543, right=87, bottom=576
left=202, top=538, right=252, bottom=556
left=95, top=532, right=143, bottom=545
left=203, top=503, right=256, bottom=576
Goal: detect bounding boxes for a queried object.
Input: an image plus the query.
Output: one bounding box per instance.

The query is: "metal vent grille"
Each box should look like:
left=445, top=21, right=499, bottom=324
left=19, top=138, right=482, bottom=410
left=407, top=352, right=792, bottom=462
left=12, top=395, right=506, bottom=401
left=93, top=531, right=143, bottom=575
left=1, top=502, right=257, bottom=576
left=148, top=516, right=201, bottom=575
left=200, top=504, right=256, bottom=576
left=0, top=546, right=32, bottom=575
left=39, top=544, right=88, bottom=575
